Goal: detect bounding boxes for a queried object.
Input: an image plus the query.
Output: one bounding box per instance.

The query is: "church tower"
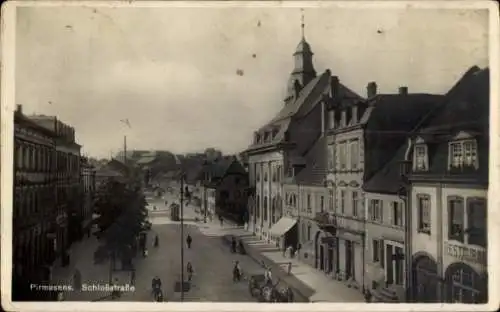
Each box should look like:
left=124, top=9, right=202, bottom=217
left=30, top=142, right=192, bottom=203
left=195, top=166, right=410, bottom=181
left=284, top=10, right=317, bottom=105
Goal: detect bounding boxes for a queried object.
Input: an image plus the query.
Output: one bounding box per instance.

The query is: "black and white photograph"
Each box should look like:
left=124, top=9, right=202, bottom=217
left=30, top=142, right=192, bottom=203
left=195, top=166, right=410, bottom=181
left=1, top=0, right=498, bottom=310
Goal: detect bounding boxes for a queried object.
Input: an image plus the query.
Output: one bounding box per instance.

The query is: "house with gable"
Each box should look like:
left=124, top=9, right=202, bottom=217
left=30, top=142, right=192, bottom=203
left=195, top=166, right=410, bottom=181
left=243, top=25, right=364, bottom=247
left=202, top=156, right=249, bottom=224
left=323, top=81, right=443, bottom=294
left=402, top=66, right=489, bottom=303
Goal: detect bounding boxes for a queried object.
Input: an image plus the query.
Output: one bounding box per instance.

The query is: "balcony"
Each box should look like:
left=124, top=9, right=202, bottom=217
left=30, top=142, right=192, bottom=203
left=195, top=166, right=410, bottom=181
left=314, top=211, right=336, bottom=229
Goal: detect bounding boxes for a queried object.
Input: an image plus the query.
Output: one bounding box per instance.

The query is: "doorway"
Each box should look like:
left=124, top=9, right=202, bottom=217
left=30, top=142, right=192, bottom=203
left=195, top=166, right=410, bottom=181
left=345, top=240, right=353, bottom=280
left=319, top=245, right=325, bottom=271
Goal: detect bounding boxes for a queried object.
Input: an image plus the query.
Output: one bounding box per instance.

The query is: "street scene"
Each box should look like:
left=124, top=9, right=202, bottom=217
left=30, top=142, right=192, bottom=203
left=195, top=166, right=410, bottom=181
left=4, top=1, right=495, bottom=307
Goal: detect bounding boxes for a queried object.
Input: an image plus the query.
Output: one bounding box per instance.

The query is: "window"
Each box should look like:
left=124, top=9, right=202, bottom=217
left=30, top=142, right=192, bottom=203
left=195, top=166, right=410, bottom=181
left=448, top=196, right=465, bottom=242
left=307, top=194, right=311, bottom=211
left=392, top=201, right=403, bottom=227
left=277, top=165, right=282, bottom=182
left=328, top=110, right=335, bottom=129
left=394, top=247, right=404, bottom=285
left=449, top=140, right=478, bottom=169
left=320, top=196, right=324, bottom=212
left=417, top=195, right=431, bottom=234
left=350, top=140, right=359, bottom=170
left=467, top=198, right=486, bottom=247
left=352, top=191, right=359, bottom=217
left=414, top=145, right=428, bottom=171
left=369, top=199, right=382, bottom=222
left=328, top=145, right=335, bottom=170
left=372, top=240, right=380, bottom=262
left=329, top=190, right=334, bottom=212
left=272, top=166, right=277, bottom=182
left=340, top=190, right=346, bottom=214
left=256, top=166, right=261, bottom=181
left=339, top=143, right=346, bottom=170
left=450, top=268, right=481, bottom=303
left=307, top=224, right=311, bottom=241
left=263, top=196, right=268, bottom=220
left=256, top=195, right=260, bottom=218
left=264, top=170, right=268, bottom=182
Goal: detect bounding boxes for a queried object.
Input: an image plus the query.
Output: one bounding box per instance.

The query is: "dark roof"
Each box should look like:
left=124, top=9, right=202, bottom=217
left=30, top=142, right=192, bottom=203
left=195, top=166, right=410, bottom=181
left=293, top=136, right=328, bottom=186
left=362, top=143, right=407, bottom=194
left=362, top=94, right=444, bottom=132
left=360, top=93, right=444, bottom=181
left=419, top=66, right=489, bottom=134
left=246, top=70, right=332, bottom=152
left=410, top=66, right=489, bottom=182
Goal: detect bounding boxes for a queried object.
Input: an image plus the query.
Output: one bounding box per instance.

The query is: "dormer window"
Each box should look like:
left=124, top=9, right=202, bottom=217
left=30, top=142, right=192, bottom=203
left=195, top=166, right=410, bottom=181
left=341, top=110, right=347, bottom=127
left=328, top=110, right=335, bottom=129
left=449, top=139, right=478, bottom=170
left=413, top=143, right=428, bottom=171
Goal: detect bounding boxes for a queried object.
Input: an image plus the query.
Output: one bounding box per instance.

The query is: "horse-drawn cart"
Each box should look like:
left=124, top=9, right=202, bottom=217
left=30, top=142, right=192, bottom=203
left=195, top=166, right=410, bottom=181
left=248, top=274, right=294, bottom=302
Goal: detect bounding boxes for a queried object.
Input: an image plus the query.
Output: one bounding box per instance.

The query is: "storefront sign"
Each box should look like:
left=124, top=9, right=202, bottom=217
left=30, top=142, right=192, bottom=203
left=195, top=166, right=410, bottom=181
left=445, top=242, right=486, bottom=265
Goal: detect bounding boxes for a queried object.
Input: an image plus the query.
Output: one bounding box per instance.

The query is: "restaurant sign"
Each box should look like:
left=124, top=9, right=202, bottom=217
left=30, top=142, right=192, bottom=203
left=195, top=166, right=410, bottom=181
left=445, top=242, right=486, bottom=265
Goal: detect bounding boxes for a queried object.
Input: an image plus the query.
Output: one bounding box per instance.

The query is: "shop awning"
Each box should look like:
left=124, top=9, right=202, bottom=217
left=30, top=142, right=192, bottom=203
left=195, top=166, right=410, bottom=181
left=269, top=217, right=297, bottom=236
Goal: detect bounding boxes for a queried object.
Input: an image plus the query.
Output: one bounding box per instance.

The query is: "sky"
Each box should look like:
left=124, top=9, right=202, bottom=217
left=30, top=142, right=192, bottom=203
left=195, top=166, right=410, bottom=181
left=14, top=3, right=489, bottom=159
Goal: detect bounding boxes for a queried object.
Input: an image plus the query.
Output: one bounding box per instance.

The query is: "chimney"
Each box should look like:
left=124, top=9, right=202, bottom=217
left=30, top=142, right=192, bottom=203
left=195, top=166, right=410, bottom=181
left=16, top=104, right=22, bottom=114
left=399, top=86, right=408, bottom=95
left=331, top=76, right=339, bottom=98
left=367, top=82, right=377, bottom=98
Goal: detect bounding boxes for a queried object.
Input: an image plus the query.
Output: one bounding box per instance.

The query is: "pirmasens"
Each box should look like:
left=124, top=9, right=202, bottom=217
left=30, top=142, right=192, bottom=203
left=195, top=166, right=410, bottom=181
left=81, top=284, right=136, bottom=292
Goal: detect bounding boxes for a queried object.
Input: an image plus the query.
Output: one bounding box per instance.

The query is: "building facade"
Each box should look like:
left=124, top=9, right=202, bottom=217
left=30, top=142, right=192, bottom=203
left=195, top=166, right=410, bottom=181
left=81, top=158, right=96, bottom=238
left=362, top=144, right=408, bottom=301
left=203, top=157, right=249, bottom=224
left=326, top=82, right=443, bottom=295
left=30, top=115, right=82, bottom=251
left=405, top=66, right=489, bottom=303
left=12, top=105, right=57, bottom=300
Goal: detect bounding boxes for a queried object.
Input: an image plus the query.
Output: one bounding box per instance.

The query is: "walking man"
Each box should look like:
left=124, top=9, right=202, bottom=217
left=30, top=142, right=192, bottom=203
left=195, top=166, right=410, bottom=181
left=130, top=268, right=136, bottom=286
left=186, top=234, right=192, bottom=249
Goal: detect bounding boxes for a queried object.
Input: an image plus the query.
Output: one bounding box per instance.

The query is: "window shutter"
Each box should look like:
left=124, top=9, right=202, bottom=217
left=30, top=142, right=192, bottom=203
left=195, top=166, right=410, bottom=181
left=379, top=240, right=385, bottom=268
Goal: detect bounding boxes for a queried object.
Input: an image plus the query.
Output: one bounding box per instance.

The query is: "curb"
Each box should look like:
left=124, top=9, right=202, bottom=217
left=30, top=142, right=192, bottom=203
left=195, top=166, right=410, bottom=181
left=222, top=234, right=312, bottom=302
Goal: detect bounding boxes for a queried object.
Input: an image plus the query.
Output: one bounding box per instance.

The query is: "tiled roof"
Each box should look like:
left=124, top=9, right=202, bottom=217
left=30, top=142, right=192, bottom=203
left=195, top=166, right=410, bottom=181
left=246, top=70, right=332, bottom=152
left=362, top=143, right=407, bottom=194
left=295, top=136, right=328, bottom=186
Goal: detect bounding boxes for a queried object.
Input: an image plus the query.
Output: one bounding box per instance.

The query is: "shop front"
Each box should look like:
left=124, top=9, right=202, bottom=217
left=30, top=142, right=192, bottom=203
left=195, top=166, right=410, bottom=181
left=269, top=216, right=298, bottom=251
left=443, top=241, right=487, bottom=303
left=335, top=229, right=364, bottom=290
left=411, top=253, right=440, bottom=302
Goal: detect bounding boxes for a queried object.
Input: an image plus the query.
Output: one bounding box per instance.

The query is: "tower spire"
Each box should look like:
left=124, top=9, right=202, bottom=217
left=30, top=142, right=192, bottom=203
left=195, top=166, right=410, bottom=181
left=300, top=8, right=305, bottom=39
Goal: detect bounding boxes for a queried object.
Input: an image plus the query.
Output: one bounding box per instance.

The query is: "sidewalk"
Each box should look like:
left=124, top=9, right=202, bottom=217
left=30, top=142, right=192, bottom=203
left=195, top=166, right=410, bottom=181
left=51, top=235, right=130, bottom=301
left=198, top=214, right=365, bottom=303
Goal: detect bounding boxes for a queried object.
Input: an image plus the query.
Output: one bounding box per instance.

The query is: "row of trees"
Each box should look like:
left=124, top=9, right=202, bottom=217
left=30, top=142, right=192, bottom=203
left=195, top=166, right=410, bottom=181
left=93, top=178, right=151, bottom=260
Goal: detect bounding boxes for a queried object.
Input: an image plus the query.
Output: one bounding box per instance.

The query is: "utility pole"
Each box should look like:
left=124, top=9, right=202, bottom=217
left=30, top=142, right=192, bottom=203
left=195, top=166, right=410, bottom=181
left=123, top=135, right=127, bottom=167
left=180, top=172, right=185, bottom=301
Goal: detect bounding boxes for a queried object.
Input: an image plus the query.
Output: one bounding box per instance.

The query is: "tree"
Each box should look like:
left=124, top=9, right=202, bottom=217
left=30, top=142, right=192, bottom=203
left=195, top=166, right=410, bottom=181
left=93, top=178, right=150, bottom=255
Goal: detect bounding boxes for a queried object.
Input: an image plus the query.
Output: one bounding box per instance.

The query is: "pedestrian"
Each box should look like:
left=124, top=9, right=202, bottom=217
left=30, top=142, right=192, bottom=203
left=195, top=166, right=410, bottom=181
left=186, top=234, right=192, bottom=249
left=57, top=291, right=65, bottom=301
left=130, top=268, right=136, bottom=286
left=73, top=268, right=82, bottom=291
left=287, top=262, right=292, bottom=275
left=154, top=234, right=159, bottom=248
left=187, top=262, right=194, bottom=281
left=219, top=215, right=223, bottom=227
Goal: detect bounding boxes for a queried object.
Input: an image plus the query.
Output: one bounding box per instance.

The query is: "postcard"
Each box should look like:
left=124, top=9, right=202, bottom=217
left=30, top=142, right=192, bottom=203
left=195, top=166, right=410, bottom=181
left=1, top=1, right=499, bottom=311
